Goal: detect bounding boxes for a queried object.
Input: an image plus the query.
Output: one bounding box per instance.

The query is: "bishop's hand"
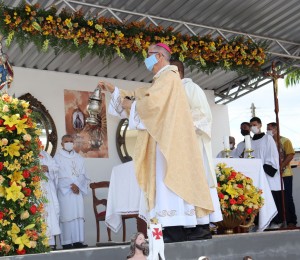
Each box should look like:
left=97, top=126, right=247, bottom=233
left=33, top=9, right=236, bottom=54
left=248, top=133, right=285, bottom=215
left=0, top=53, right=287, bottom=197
left=98, top=81, right=115, bottom=93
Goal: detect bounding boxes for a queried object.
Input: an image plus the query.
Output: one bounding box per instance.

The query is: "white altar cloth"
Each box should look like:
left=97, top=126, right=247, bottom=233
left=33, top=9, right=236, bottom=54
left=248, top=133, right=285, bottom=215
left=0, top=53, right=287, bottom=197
left=106, top=159, right=277, bottom=232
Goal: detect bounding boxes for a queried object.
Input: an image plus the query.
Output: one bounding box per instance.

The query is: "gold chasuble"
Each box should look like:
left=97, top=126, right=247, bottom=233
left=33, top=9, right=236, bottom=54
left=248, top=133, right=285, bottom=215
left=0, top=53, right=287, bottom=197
left=120, top=65, right=213, bottom=218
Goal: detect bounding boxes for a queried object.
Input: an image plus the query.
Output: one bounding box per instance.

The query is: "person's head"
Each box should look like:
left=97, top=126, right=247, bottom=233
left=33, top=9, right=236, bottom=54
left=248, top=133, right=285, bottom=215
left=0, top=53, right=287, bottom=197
left=145, top=43, right=171, bottom=74
left=61, top=134, right=74, bottom=152
left=243, top=256, right=253, bottom=260
left=240, top=122, right=251, bottom=136
left=229, top=136, right=235, bottom=150
left=170, top=60, right=184, bottom=79
left=250, top=117, right=262, bottom=134
left=127, top=232, right=149, bottom=258
left=198, top=257, right=209, bottom=260
left=267, top=122, right=277, bottom=136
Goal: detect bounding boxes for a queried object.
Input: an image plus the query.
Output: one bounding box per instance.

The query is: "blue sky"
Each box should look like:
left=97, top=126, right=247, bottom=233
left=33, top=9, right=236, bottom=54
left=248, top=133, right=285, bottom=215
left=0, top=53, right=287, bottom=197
left=227, top=79, right=300, bottom=149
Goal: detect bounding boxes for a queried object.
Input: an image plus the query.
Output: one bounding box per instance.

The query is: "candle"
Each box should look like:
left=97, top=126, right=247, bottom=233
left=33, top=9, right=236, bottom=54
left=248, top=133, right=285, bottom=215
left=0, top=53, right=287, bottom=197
left=245, top=135, right=251, bottom=150
left=223, top=136, right=230, bottom=150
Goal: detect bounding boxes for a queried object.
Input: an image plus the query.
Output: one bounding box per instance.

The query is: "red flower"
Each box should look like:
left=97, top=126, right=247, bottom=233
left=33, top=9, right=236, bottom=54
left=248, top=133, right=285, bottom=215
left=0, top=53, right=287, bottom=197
left=30, top=205, right=37, bottom=214
left=218, top=193, right=224, bottom=199
left=6, top=125, right=16, bottom=131
left=229, top=199, right=237, bottom=205
left=0, top=211, right=4, bottom=220
left=22, top=187, right=32, bottom=197
left=230, top=171, right=237, bottom=178
left=237, top=184, right=243, bottom=188
left=0, top=162, right=3, bottom=171
left=16, top=249, right=26, bottom=255
left=22, top=170, right=30, bottom=178
left=0, top=119, right=3, bottom=125
left=246, top=208, right=253, bottom=214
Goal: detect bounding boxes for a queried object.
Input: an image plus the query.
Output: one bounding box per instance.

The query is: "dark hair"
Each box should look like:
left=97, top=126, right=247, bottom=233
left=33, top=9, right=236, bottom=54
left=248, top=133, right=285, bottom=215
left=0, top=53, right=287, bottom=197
left=241, top=122, right=251, bottom=127
left=250, top=117, right=261, bottom=124
left=267, top=122, right=277, bottom=128
left=170, top=60, right=185, bottom=78
left=61, top=134, right=73, bottom=141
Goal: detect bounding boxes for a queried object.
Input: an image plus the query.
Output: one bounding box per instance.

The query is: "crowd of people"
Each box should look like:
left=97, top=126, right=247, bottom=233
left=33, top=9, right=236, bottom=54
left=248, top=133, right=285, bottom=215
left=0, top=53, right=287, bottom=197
left=39, top=42, right=296, bottom=257
left=218, top=117, right=297, bottom=229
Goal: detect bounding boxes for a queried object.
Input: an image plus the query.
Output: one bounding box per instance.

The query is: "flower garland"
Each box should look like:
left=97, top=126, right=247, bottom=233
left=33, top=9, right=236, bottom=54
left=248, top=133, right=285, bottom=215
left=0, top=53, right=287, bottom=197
left=216, top=163, right=264, bottom=219
left=0, top=2, right=268, bottom=76
left=0, top=94, right=49, bottom=256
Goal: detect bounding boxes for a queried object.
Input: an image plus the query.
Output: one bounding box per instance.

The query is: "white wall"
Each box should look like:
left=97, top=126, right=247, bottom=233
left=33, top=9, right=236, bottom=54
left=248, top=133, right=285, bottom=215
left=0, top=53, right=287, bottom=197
left=11, top=67, right=230, bottom=246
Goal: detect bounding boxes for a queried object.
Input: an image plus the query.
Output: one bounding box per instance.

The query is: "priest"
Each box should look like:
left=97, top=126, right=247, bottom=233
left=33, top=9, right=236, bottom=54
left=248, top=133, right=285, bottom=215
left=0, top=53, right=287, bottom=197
left=170, top=60, right=223, bottom=240
left=54, top=135, right=90, bottom=249
left=99, top=43, right=214, bottom=242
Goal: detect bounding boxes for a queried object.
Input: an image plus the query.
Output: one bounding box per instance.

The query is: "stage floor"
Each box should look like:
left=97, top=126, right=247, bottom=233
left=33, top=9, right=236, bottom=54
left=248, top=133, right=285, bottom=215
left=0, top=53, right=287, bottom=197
left=4, top=230, right=300, bottom=260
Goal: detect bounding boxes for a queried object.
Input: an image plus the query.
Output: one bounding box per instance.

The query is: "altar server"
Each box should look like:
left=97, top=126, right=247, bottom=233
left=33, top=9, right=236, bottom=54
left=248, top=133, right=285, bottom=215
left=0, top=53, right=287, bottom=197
left=171, top=60, right=223, bottom=240
left=99, top=43, right=213, bottom=242
left=54, top=135, right=90, bottom=249
left=249, top=117, right=282, bottom=228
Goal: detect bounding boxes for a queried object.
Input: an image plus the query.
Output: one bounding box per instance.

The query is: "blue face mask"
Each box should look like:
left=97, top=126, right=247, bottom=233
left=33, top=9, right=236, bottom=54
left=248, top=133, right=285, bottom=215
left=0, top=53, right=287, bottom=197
left=144, top=54, right=158, bottom=71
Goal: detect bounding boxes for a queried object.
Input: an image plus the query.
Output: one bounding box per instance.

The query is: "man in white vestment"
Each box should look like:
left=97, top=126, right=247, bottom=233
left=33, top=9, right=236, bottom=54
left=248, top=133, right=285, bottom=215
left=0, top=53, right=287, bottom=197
left=54, top=135, right=90, bottom=249
left=249, top=117, right=282, bottom=228
left=234, top=122, right=252, bottom=158
left=39, top=150, right=61, bottom=249
left=170, top=60, right=222, bottom=240
left=99, top=43, right=214, bottom=243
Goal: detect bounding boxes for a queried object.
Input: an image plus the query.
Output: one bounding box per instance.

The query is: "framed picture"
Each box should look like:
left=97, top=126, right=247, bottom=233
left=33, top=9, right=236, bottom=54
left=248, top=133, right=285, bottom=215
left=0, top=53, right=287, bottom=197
left=64, top=89, right=108, bottom=158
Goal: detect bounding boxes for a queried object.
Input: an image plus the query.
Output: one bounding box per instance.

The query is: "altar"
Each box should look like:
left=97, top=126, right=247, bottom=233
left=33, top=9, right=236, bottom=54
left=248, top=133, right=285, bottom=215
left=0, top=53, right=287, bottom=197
left=105, top=158, right=277, bottom=233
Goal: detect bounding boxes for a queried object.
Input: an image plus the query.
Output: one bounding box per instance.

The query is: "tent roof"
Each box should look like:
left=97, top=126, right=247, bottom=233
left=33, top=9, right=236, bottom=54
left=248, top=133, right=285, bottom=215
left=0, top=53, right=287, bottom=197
left=4, top=0, right=300, bottom=104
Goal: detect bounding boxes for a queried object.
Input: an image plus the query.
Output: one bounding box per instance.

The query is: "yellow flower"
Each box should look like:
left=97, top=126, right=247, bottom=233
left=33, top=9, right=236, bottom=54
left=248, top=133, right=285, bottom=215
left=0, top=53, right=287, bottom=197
left=65, top=18, right=72, bottom=28
left=5, top=182, right=25, bottom=202
left=25, top=5, right=31, bottom=13
left=8, top=171, right=24, bottom=184
left=2, top=140, right=22, bottom=158
left=16, top=118, right=29, bottom=134
left=7, top=223, right=20, bottom=236
left=87, top=20, right=93, bottom=26
left=46, top=15, right=53, bottom=22
left=2, top=114, right=20, bottom=127
left=15, top=233, right=32, bottom=250
left=33, top=188, right=42, bottom=199
left=0, top=186, right=6, bottom=197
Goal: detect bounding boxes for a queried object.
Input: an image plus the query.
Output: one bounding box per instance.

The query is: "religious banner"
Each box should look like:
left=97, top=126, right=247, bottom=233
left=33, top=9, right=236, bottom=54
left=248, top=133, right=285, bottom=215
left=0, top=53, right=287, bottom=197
left=64, top=89, right=108, bottom=158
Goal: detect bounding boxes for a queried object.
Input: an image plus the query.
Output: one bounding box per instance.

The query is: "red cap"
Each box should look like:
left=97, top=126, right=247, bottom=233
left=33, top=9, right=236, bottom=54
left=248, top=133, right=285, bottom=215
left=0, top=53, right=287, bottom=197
left=155, top=43, right=171, bottom=53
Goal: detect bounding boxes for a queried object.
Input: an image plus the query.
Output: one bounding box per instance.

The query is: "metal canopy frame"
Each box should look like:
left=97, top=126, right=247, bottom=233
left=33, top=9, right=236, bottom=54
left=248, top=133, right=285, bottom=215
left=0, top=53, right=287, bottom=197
left=22, top=0, right=300, bottom=104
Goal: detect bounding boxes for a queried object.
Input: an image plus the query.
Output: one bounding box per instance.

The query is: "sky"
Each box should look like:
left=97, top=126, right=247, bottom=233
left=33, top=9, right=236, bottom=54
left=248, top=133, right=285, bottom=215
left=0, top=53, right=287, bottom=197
left=227, top=79, right=300, bottom=149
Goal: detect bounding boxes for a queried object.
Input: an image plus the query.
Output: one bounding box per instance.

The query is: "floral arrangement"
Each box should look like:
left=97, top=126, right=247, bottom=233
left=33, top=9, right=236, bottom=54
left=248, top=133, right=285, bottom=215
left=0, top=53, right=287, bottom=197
left=0, top=93, right=49, bottom=256
left=216, top=163, right=264, bottom=220
left=0, top=2, right=268, bottom=76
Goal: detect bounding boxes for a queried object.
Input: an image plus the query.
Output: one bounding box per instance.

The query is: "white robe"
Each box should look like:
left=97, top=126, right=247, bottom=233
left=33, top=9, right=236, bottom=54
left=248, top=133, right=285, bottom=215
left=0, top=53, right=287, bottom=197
left=109, top=79, right=211, bottom=227
left=39, top=150, right=61, bottom=246
left=54, top=149, right=90, bottom=245
left=182, top=78, right=222, bottom=224
left=234, top=141, right=246, bottom=158
left=248, top=134, right=281, bottom=191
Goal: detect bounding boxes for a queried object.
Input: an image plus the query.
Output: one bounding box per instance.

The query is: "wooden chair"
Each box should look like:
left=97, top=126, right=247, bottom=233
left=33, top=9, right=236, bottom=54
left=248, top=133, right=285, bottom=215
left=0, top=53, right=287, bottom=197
left=90, top=181, right=112, bottom=243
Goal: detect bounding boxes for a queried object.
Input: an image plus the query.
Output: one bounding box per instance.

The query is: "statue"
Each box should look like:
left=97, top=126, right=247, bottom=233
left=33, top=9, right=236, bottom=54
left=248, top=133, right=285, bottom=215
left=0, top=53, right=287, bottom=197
left=0, top=40, right=14, bottom=93
left=127, top=232, right=149, bottom=260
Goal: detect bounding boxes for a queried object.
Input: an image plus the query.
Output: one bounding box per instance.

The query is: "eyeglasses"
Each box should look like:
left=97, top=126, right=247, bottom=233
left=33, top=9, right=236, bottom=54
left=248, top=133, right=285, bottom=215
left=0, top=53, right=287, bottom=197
left=147, top=52, right=159, bottom=57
